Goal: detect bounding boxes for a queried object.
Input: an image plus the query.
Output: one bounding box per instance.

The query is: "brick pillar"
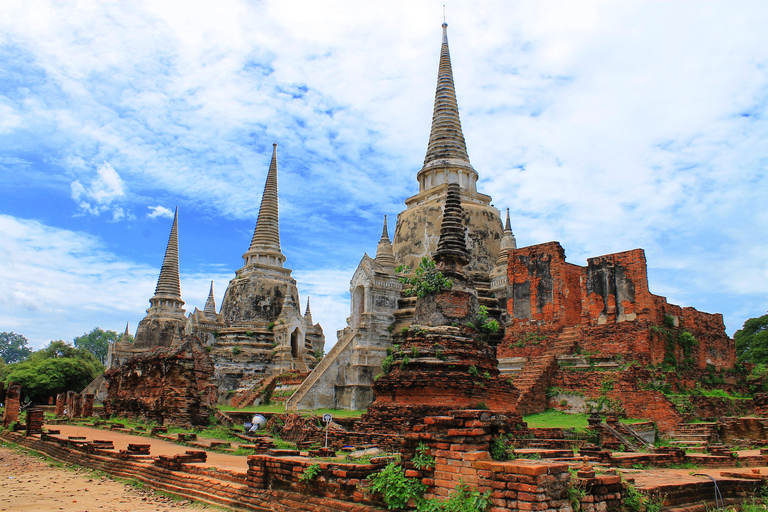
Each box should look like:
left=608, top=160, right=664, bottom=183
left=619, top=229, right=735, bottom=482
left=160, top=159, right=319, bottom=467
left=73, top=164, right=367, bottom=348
left=25, top=408, right=44, bottom=435
left=410, top=410, right=494, bottom=499
left=55, top=393, right=66, bottom=416
left=2, top=382, right=21, bottom=427
left=66, top=391, right=77, bottom=419
left=246, top=454, right=268, bottom=489
left=82, top=394, right=95, bottom=417
left=72, top=393, right=83, bottom=418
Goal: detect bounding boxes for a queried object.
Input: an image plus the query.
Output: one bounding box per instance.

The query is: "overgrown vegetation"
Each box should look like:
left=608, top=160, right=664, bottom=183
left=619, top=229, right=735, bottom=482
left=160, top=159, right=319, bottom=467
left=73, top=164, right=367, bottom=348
left=650, top=315, right=698, bottom=370
left=395, top=258, right=452, bottom=299
left=299, top=463, right=321, bottom=482
left=366, top=462, right=491, bottom=511
left=411, top=442, right=435, bottom=470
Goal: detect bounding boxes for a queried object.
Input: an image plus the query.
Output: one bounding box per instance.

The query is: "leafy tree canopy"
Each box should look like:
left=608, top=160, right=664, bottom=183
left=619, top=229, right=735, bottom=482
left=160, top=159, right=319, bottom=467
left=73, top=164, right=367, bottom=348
left=0, top=331, right=32, bottom=364
left=2, top=340, right=103, bottom=404
left=735, top=313, right=768, bottom=363
left=73, top=327, right=118, bottom=365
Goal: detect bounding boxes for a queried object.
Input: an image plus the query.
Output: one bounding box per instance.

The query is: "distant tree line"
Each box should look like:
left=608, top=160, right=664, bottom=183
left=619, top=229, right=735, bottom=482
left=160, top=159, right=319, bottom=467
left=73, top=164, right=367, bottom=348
left=0, top=327, right=121, bottom=404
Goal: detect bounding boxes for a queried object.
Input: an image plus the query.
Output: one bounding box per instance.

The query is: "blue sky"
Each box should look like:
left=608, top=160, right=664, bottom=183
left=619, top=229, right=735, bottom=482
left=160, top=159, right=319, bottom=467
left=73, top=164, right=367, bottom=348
left=1, top=1, right=767, bottom=350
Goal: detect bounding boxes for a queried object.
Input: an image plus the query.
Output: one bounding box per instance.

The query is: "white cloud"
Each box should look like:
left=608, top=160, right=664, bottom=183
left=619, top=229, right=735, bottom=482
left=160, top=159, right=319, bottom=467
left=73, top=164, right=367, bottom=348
left=147, top=205, right=175, bottom=219
left=0, top=0, right=767, bottom=342
left=70, top=162, right=129, bottom=218
left=0, top=214, right=233, bottom=349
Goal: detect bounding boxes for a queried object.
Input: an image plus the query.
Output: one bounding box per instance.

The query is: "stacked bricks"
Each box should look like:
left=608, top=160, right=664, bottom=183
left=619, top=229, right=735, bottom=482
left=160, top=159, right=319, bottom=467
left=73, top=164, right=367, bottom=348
left=246, top=454, right=388, bottom=507
left=81, top=393, right=94, bottom=417
left=501, top=242, right=735, bottom=371
left=550, top=367, right=683, bottom=433
left=404, top=409, right=523, bottom=501
left=2, top=382, right=21, bottom=427
left=103, top=335, right=216, bottom=427
left=66, top=391, right=78, bottom=419
left=25, top=408, right=44, bottom=435
left=473, top=459, right=572, bottom=512
left=362, top=326, right=520, bottom=432
left=55, top=393, right=66, bottom=416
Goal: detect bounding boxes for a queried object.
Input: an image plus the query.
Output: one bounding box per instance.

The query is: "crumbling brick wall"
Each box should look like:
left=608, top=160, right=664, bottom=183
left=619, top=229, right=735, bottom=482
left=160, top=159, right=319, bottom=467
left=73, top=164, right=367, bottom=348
left=104, top=335, right=216, bottom=427
left=550, top=367, right=683, bottom=432
left=502, top=243, right=735, bottom=370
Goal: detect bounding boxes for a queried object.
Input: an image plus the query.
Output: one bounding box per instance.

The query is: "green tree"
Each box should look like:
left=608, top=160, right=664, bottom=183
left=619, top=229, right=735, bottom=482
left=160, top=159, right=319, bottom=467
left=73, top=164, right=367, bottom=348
left=2, top=340, right=103, bottom=403
left=735, top=313, right=768, bottom=363
left=73, top=327, right=118, bottom=365
left=0, top=331, right=32, bottom=363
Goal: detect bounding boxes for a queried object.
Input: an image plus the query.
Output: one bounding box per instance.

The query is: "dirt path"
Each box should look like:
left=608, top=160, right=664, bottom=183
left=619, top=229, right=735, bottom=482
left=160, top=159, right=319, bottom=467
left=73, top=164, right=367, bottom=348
left=50, top=424, right=250, bottom=472
left=0, top=443, right=222, bottom=512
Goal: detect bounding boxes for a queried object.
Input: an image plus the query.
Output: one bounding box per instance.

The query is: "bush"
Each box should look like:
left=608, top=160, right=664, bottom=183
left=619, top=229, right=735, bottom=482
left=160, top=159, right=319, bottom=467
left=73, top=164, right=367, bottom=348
left=396, top=258, right=452, bottom=299
left=367, top=463, right=427, bottom=510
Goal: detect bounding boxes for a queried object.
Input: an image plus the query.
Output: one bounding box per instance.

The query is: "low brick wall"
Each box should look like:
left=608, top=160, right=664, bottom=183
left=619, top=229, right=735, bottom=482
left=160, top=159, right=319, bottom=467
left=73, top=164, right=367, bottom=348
left=246, top=454, right=388, bottom=508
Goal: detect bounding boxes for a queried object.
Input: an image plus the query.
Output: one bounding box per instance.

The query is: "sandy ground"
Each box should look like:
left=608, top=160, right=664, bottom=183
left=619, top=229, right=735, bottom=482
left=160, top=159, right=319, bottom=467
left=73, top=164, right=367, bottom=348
left=0, top=444, right=221, bottom=512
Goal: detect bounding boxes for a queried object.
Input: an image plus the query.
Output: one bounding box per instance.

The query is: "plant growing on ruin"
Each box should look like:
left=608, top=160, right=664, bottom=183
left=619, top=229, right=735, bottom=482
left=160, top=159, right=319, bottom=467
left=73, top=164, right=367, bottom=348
left=267, top=322, right=275, bottom=331
left=411, top=346, right=420, bottom=357
left=419, top=484, right=492, bottom=512
left=468, top=365, right=479, bottom=377
left=490, top=434, right=512, bottom=461
left=366, top=462, right=427, bottom=510
left=396, top=257, right=452, bottom=299
left=435, top=349, right=445, bottom=360
left=400, top=355, right=411, bottom=369
left=387, top=324, right=395, bottom=333
left=299, top=463, right=321, bottom=482
left=381, top=355, right=395, bottom=374
left=483, top=371, right=491, bottom=380
left=231, top=346, right=242, bottom=356
left=411, top=442, right=435, bottom=470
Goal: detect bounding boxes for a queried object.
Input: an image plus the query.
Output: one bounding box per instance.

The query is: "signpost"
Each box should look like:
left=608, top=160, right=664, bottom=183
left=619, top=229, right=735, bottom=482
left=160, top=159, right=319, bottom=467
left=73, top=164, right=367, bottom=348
left=323, top=413, right=332, bottom=448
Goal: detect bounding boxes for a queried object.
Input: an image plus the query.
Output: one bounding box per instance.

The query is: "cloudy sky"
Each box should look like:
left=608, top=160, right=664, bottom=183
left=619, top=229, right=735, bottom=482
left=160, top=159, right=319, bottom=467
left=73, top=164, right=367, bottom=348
left=1, top=0, right=766, bottom=350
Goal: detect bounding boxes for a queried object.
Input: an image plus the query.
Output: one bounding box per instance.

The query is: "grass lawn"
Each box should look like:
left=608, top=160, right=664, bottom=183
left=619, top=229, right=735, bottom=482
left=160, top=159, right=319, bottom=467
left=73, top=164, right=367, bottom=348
left=523, top=410, right=649, bottom=431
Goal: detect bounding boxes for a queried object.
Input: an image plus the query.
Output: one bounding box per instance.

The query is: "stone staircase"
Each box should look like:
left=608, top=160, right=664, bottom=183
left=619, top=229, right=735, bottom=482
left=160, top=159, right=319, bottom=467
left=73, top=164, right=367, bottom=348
left=667, top=422, right=719, bottom=453
left=284, top=328, right=357, bottom=411
left=514, top=325, right=581, bottom=416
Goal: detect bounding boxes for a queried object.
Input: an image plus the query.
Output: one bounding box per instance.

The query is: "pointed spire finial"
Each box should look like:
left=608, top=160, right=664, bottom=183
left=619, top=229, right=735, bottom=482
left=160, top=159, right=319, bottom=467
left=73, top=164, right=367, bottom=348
left=375, top=214, right=396, bottom=269
left=304, top=296, right=314, bottom=325
left=417, top=22, right=478, bottom=194
left=249, top=144, right=281, bottom=252
left=497, top=207, right=517, bottom=266
left=204, top=281, right=217, bottom=315
left=241, top=144, right=287, bottom=270
left=152, top=207, right=183, bottom=301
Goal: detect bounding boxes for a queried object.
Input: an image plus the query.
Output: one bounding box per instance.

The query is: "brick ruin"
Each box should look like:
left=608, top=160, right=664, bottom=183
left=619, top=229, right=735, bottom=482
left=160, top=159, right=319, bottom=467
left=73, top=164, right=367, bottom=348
left=497, top=241, right=736, bottom=420
left=2, top=382, right=21, bottom=427
left=104, top=335, right=217, bottom=427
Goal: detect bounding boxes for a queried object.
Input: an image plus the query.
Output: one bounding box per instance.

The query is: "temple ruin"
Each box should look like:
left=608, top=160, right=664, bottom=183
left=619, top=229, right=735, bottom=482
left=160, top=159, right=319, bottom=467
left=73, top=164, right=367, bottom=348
left=103, top=144, right=324, bottom=404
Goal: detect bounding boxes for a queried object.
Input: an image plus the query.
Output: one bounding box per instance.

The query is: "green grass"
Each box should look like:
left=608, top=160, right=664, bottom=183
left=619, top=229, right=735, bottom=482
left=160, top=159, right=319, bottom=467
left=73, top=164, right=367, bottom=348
left=524, top=411, right=589, bottom=430
left=523, top=410, right=648, bottom=431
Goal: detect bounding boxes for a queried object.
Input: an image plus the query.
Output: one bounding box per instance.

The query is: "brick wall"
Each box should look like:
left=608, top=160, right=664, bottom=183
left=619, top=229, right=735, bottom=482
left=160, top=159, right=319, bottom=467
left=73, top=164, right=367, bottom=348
left=503, top=242, right=735, bottom=371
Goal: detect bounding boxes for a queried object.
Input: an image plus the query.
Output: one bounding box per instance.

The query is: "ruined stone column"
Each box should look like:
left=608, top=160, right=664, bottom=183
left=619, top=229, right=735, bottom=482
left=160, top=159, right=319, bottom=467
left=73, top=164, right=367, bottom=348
left=72, top=393, right=83, bottom=418
left=82, top=394, right=94, bottom=418
left=55, top=393, right=66, bottom=416
left=66, top=391, right=76, bottom=419
left=2, top=382, right=21, bottom=427
left=25, top=408, right=44, bottom=435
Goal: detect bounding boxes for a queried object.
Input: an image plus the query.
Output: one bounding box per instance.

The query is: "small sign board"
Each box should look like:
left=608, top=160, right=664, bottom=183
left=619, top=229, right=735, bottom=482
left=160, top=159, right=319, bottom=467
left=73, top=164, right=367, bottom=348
left=322, top=413, right=333, bottom=423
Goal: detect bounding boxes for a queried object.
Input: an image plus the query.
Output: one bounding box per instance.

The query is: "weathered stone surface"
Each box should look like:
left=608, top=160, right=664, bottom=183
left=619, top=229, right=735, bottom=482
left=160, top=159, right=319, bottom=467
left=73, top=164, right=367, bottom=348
left=104, top=335, right=216, bottom=427
left=2, top=382, right=21, bottom=427
left=363, top=326, right=519, bottom=430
